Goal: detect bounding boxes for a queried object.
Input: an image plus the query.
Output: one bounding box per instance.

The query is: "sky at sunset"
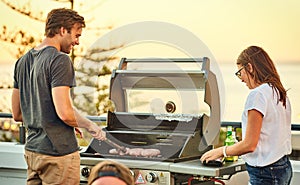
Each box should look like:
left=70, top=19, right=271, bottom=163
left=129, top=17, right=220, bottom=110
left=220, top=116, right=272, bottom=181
left=1, top=0, right=300, bottom=123
left=0, top=0, right=300, bottom=64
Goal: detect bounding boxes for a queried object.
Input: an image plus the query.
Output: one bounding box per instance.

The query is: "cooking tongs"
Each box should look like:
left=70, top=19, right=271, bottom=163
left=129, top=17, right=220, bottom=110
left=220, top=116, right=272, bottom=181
left=105, top=138, right=127, bottom=153
left=87, top=129, right=127, bottom=153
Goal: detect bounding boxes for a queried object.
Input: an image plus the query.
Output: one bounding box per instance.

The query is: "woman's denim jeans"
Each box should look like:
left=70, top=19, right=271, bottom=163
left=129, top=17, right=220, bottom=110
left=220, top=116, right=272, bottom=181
left=246, top=155, right=293, bottom=185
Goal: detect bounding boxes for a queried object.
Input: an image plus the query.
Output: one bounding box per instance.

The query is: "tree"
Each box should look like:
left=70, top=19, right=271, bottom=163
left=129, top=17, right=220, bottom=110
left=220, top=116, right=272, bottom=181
left=0, top=0, right=122, bottom=116
left=74, top=45, right=123, bottom=115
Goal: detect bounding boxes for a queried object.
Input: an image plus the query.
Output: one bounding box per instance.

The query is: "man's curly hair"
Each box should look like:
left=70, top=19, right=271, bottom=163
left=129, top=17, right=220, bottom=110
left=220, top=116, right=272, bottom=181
left=45, top=8, right=85, bottom=38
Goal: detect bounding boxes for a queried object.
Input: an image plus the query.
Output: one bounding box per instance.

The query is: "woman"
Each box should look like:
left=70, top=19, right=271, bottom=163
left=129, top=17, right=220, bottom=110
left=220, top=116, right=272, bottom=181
left=200, top=46, right=293, bottom=185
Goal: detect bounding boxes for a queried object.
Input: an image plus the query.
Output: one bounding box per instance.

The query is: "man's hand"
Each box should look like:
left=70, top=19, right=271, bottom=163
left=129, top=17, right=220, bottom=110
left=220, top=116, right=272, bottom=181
left=86, top=123, right=106, bottom=141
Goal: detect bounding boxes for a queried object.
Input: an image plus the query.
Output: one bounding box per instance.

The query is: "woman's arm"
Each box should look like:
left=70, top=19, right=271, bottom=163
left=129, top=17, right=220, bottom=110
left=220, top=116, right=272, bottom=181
left=200, top=109, right=263, bottom=162
left=226, top=109, right=263, bottom=156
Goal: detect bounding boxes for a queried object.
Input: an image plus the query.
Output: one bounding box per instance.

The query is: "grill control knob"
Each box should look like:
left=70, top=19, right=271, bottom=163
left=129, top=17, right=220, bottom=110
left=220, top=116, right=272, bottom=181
left=145, top=172, right=158, bottom=183
left=81, top=167, right=91, bottom=178
left=165, top=101, right=176, bottom=113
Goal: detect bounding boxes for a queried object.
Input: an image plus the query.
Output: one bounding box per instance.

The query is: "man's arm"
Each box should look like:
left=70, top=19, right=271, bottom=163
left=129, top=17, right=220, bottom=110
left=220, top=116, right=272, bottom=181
left=52, top=86, right=106, bottom=140
left=52, top=86, right=78, bottom=127
left=11, top=88, right=23, bottom=122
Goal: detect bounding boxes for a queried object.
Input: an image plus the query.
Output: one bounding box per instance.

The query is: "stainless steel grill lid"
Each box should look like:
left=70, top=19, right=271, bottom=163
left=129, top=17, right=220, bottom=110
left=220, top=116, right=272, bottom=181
left=81, top=57, right=221, bottom=162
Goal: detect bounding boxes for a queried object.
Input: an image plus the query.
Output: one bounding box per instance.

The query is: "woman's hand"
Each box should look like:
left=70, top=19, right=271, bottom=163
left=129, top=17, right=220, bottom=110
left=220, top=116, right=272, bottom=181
left=200, top=147, right=224, bottom=163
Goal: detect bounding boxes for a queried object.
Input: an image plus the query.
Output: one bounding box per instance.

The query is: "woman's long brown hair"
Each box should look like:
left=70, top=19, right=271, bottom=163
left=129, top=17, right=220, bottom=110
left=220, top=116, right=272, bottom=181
left=237, top=46, right=287, bottom=107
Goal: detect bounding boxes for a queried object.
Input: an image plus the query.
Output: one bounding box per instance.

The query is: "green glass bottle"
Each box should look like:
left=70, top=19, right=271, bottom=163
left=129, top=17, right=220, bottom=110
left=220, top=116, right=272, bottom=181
left=224, top=126, right=237, bottom=162
left=231, top=131, right=239, bottom=161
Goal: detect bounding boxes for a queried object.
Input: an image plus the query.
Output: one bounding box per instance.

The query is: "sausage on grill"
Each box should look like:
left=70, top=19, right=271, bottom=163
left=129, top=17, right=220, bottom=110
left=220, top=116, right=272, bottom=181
left=109, top=148, right=161, bottom=157
left=141, top=149, right=161, bottom=157
left=109, top=148, right=130, bottom=155
left=127, top=148, right=144, bottom=156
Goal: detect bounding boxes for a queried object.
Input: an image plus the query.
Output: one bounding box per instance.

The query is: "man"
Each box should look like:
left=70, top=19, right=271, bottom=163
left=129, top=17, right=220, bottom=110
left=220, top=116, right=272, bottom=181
left=11, top=8, right=106, bottom=185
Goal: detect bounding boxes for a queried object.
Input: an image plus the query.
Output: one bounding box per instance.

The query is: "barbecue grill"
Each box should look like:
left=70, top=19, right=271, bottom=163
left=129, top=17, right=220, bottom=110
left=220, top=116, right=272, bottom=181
left=81, top=57, right=220, bottom=162
left=80, top=58, right=245, bottom=184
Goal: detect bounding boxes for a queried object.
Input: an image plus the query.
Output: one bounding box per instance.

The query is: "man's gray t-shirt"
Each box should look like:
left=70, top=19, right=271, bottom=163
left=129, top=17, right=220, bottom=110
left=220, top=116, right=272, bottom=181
left=13, top=46, right=79, bottom=156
